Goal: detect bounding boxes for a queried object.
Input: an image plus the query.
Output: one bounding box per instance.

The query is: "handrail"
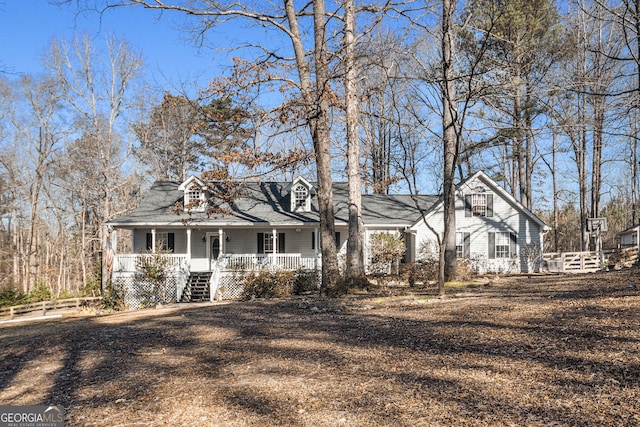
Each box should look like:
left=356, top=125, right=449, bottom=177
left=0, top=297, right=102, bottom=320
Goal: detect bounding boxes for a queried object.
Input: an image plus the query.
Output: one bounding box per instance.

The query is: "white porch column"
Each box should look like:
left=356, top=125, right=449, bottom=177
left=151, top=228, right=156, bottom=252
left=186, top=228, right=192, bottom=258
left=219, top=228, right=224, bottom=256
left=272, top=229, right=278, bottom=254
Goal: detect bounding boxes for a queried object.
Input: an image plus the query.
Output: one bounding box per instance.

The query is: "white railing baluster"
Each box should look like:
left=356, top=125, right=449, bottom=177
left=113, top=253, right=319, bottom=273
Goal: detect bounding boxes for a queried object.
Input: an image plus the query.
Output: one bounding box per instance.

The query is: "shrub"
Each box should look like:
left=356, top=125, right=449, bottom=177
left=28, top=283, right=52, bottom=303
left=293, top=269, right=320, bottom=294
left=100, top=281, right=126, bottom=311
left=456, top=258, right=475, bottom=281
left=80, top=275, right=101, bottom=297
left=135, top=250, right=172, bottom=305
left=241, top=269, right=320, bottom=300
left=369, top=232, right=405, bottom=275
left=0, top=289, right=29, bottom=307
left=241, top=270, right=295, bottom=300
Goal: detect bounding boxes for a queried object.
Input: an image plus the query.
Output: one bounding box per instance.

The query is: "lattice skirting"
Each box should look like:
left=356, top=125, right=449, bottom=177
left=113, top=276, right=178, bottom=310
left=216, top=272, right=246, bottom=300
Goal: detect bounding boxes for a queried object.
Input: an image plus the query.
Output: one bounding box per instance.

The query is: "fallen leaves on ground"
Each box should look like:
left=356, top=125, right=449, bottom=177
left=1, top=269, right=639, bottom=426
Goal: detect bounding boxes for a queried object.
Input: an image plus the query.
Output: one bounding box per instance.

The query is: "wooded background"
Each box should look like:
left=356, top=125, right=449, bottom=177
left=1, top=0, right=638, bottom=296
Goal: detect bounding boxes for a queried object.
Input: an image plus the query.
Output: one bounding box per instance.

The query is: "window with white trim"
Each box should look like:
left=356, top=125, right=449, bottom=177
left=495, top=232, right=511, bottom=258
left=157, top=232, right=169, bottom=251
left=456, top=232, right=470, bottom=258
left=294, top=185, right=308, bottom=209
left=146, top=232, right=175, bottom=252
left=472, top=193, right=486, bottom=216
left=264, top=233, right=275, bottom=254
left=291, top=183, right=310, bottom=212
left=185, top=185, right=205, bottom=211
left=465, top=192, right=493, bottom=217
left=456, top=232, right=464, bottom=258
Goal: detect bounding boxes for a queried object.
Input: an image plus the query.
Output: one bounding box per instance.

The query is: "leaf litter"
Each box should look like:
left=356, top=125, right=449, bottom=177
left=1, top=269, right=639, bottom=426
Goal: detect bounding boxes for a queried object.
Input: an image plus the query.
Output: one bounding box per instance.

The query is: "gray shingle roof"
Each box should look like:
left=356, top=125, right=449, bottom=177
left=106, top=180, right=440, bottom=228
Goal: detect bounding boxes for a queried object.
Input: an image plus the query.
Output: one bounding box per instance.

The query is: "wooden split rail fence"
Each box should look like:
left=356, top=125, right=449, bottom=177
left=0, top=297, right=102, bottom=320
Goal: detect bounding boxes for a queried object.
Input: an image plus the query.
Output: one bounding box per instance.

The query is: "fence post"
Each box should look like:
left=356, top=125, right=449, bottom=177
left=41, top=301, right=46, bottom=316
left=10, top=307, right=14, bottom=320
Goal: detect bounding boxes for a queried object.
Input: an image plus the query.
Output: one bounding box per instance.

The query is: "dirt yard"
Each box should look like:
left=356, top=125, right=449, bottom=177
left=1, top=269, right=639, bottom=426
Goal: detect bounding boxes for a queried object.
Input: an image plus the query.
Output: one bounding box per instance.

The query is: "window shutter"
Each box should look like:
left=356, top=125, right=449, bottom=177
left=168, top=233, right=175, bottom=252
left=465, top=195, right=472, bottom=217
left=278, top=233, right=286, bottom=253
left=510, top=232, right=517, bottom=258
left=335, top=232, right=341, bottom=247
left=257, top=233, right=264, bottom=254
left=488, top=232, right=495, bottom=259
left=486, top=194, right=493, bottom=217
left=311, top=231, right=316, bottom=250
left=463, top=232, right=470, bottom=258
left=146, top=233, right=152, bottom=251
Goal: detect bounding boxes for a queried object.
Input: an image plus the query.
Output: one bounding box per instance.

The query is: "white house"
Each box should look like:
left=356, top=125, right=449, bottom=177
left=408, top=171, right=550, bottom=273
left=106, top=171, right=548, bottom=305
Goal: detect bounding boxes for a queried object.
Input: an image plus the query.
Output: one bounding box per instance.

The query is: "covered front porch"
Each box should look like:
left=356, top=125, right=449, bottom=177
left=107, top=225, right=326, bottom=306
left=109, top=224, right=325, bottom=274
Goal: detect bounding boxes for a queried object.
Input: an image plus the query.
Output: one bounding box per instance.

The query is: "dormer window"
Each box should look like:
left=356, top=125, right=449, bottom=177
left=289, top=176, right=313, bottom=212
left=179, top=176, right=207, bottom=212
left=185, top=187, right=205, bottom=211
left=293, top=185, right=308, bottom=209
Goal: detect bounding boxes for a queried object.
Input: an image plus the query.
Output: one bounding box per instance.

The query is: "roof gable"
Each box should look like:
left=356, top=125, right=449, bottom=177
left=178, top=175, right=207, bottom=191
left=409, top=171, right=549, bottom=230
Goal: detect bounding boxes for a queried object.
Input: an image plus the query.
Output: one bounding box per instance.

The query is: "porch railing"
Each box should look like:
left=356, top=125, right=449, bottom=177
left=219, top=253, right=318, bottom=271
left=112, top=253, right=319, bottom=274
left=113, top=254, right=190, bottom=273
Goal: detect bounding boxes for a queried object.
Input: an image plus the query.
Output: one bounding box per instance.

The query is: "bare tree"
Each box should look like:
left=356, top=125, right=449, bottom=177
left=6, top=76, right=66, bottom=292
left=45, top=33, right=144, bottom=289
left=441, top=0, right=458, bottom=289
left=76, top=0, right=364, bottom=291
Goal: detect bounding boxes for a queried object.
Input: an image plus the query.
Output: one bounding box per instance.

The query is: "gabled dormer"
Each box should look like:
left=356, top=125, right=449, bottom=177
left=287, top=176, right=313, bottom=212
left=178, top=176, right=207, bottom=212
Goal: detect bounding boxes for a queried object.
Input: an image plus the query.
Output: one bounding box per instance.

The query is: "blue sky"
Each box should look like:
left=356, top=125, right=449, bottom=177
left=0, top=1, right=244, bottom=93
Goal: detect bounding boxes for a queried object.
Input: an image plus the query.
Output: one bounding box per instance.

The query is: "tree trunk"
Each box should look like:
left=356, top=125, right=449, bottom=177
left=578, top=91, right=590, bottom=251
left=344, top=0, right=365, bottom=284
left=591, top=95, right=604, bottom=222
left=283, top=0, right=340, bottom=292
left=441, top=0, right=458, bottom=292
left=524, top=78, right=534, bottom=210
left=552, top=125, right=559, bottom=252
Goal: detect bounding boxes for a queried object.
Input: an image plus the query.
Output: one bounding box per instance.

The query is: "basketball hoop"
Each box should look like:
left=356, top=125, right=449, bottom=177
left=586, top=218, right=608, bottom=232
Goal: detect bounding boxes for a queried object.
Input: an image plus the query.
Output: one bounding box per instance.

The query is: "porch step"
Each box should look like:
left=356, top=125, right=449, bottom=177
left=181, top=272, right=212, bottom=302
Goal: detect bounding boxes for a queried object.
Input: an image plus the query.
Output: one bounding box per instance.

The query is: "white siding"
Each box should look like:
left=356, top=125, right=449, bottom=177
left=411, top=174, right=545, bottom=273
left=225, top=228, right=316, bottom=254
left=621, top=229, right=638, bottom=247
left=133, top=227, right=318, bottom=256
left=132, top=228, right=187, bottom=254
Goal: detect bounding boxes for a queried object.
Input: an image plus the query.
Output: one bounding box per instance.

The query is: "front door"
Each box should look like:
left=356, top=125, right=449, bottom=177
left=208, top=233, right=220, bottom=270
